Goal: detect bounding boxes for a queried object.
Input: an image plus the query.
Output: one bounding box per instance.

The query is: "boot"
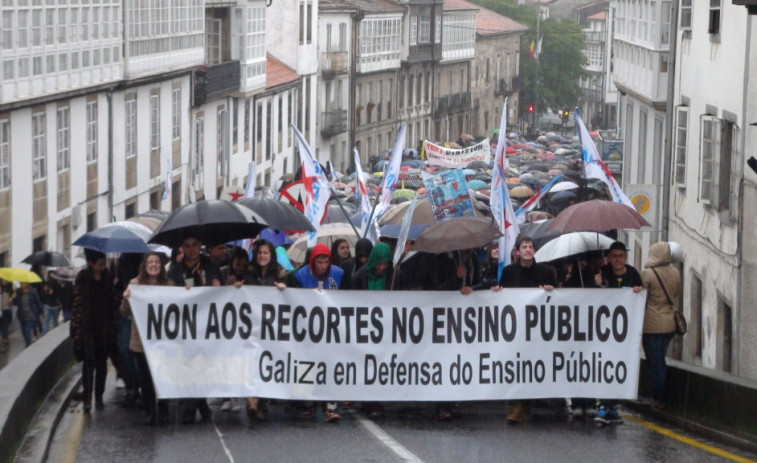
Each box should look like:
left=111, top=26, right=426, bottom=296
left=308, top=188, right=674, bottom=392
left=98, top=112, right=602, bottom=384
left=506, top=401, right=528, bottom=424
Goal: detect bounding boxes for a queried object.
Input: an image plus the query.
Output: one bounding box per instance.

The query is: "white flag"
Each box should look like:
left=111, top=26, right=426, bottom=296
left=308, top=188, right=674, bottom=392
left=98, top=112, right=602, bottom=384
left=376, top=123, right=406, bottom=222
left=354, top=149, right=373, bottom=238
left=490, top=98, right=519, bottom=280
left=292, top=125, right=331, bottom=247
left=244, top=162, right=256, bottom=198
left=161, top=158, right=172, bottom=201
left=575, top=113, right=635, bottom=209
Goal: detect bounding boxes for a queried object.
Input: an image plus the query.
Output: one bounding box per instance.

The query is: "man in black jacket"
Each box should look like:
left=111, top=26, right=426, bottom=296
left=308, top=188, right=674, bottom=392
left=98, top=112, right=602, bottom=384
left=494, top=236, right=555, bottom=423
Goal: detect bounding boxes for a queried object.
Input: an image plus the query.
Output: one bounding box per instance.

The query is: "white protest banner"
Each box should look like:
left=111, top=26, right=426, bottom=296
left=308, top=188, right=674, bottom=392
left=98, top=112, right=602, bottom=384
left=425, top=138, right=491, bottom=168
left=130, top=286, right=645, bottom=401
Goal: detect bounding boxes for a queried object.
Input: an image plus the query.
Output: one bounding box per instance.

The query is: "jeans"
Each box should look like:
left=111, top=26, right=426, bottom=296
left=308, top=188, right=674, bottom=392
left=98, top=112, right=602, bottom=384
left=43, top=305, right=60, bottom=334
left=0, top=309, right=12, bottom=340
left=21, top=319, right=36, bottom=347
left=642, top=333, right=674, bottom=404
left=82, top=346, right=108, bottom=405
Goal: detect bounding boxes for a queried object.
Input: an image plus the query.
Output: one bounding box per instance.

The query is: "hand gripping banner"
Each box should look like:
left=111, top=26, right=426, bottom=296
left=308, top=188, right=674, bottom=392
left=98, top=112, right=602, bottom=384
left=129, top=286, right=646, bottom=401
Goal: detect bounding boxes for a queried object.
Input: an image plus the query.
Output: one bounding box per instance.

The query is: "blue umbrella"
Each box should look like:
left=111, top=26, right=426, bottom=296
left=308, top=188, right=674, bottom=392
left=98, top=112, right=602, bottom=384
left=73, top=222, right=152, bottom=253
left=467, top=179, right=487, bottom=190
left=258, top=229, right=293, bottom=247
left=379, top=223, right=429, bottom=241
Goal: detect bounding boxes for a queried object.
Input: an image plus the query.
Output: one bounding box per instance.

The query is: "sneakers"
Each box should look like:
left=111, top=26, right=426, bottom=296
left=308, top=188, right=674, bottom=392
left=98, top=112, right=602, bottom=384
left=571, top=406, right=584, bottom=417
left=436, top=411, right=453, bottom=422
left=221, top=400, right=231, bottom=412
left=594, top=405, right=622, bottom=424
left=116, top=378, right=126, bottom=389
left=324, top=409, right=341, bottom=423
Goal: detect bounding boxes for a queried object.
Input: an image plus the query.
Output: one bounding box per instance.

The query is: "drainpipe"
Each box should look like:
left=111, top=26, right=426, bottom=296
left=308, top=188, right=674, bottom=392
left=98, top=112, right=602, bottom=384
left=661, top=0, right=679, bottom=242
left=107, top=91, right=114, bottom=221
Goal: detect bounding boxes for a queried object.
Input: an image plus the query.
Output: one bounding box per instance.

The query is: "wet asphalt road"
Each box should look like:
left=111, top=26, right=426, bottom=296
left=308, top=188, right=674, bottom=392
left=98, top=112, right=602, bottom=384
left=48, top=380, right=757, bottom=463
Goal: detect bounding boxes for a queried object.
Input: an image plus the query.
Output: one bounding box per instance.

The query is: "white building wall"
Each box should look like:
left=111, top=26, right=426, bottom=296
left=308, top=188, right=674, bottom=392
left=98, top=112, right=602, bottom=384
left=670, top=1, right=747, bottom=373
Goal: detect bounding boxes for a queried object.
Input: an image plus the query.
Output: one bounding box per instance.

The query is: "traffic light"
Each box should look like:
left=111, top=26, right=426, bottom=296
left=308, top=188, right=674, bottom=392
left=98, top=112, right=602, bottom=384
left=527, top=104, right=535, bottom=113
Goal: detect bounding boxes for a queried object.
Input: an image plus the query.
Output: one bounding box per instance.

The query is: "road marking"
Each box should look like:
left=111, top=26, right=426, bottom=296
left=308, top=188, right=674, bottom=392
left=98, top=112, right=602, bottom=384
left=625, top=415, right=756, bottom=463
left=212, top=418, right=236, bottom=463
left=349, top=410, right=425, bottom=463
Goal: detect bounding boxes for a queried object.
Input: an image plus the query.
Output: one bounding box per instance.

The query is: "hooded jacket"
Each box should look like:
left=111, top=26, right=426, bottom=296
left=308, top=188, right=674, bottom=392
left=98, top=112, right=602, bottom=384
left=340, top=238, right=373, bottom=290
left=640, top=242, right=680, bottom=334
left=351, top=242, right=400, bottom=290
left=293, top=243, right=344, bottom=289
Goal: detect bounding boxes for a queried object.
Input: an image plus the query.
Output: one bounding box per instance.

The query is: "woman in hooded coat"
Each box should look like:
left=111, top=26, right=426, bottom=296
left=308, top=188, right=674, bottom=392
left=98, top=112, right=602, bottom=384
left=640, top=242, right=681, bottom=409
left=350, top=242, right=401, bottom=290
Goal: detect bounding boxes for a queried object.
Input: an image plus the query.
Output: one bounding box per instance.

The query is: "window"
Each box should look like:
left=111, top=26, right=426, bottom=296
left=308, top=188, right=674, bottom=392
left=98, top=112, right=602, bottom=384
left=218, top=109, right=228, bottom=177
left=637, top=110, right=647, bottom=183
left=57, top=106, right=70, bottom=172
left=410, top=16, right=417, bottom=46
left=206, top=18, right=221, bottom=65
left=680, top=0, right=692, bottom=30
left=709, top=0, right=721, bottom=35
left=419, top=10, right=431, bottom=43
left=150, top=94, right=160, bottom=151
left=233, top=99, right=239, bottom=147
left=244, top=99, right=251, bottom=144
left=2, top=12, right=12, bottom=50
left=172, top=87, right=181, bottom=140
left=699, top=115, right=718, bottom=204
left=674, top=108, right=688, bottom=187
left=32, top=112, right=46, bottom=181
left=125, top=98, right=137, bottom=159
left=339, top=23, right=347, bottom=51
left=86, top=101, right=97, bottom=163
left=718, top=120, right=736, bottom=213
left=0, top=119, right=9, bottom=190
left=195, top=118, right=205, bottom=189
left=125, top=202, right=136, bottom=219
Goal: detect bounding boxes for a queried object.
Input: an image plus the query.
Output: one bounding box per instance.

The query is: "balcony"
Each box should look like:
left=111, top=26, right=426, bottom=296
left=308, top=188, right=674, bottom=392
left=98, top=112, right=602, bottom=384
left=407, top=43, right=443, bottom=64
left=435, top=91, right=471, bottom=116
left=193, top=61, right=240, bottom=107
left=494, top=78, right=507, bottom=96
left=321, top=110, right=348, bottom=137
left=321, top=51, right=349, bottom=79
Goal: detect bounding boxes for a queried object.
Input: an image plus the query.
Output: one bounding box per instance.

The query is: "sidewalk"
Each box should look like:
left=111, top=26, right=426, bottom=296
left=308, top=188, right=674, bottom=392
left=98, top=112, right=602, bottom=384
left=0, top=318, right=64, bottom=373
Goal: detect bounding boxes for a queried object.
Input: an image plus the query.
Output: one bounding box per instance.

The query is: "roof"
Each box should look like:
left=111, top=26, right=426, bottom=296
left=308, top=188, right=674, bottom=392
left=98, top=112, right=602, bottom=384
left=445, top=0, right=529, bottom=36
left=320, top=0, right=404, bottom=13
left=587, top=11, right=606, bottom=21
left=444, top=0, right=479, bottom=11
left=266, top=54, right=300, bottom=89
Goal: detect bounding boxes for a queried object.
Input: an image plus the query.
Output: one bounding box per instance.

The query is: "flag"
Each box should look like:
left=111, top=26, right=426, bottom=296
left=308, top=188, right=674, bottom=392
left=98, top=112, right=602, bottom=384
left=575, top=112, right=635, bottom=209
left=490, top=99, right=519, bottom=281
left=536, top=35, right=543, bottom=62
left=529, top=40, right=535, bottom=61
left=161, top=158, right=172, bottom=201
left=493, top=97, right=509, bottom=170
left=244, top=162, right=256, bottom=199
left=292, top=124, right=331, bottom=247
left=393, top=192, right=418, bottom=267
left=514, top=174, right=564, bottom=223
left=375, top=123, right=406, bottom=221
left=354, top=148, right=373, bottom=237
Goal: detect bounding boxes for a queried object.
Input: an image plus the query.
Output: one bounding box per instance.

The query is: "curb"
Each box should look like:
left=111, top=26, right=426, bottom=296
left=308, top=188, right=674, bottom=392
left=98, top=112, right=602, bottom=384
left=625, top=400, right=757, bottom=455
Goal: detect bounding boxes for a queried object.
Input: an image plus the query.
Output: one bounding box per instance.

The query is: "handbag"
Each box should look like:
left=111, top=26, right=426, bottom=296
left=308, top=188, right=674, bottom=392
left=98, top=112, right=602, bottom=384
left=652, top=268, right=686, bottom=335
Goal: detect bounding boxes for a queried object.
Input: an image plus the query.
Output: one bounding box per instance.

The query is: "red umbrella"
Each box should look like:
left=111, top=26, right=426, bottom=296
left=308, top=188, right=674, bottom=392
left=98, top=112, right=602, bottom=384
left=547, top=200, right=650, bottom=233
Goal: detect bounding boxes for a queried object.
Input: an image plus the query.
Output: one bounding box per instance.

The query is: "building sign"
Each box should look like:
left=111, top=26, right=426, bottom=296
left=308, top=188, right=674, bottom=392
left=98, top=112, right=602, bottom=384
left=600, top=139, right=624, bottom=175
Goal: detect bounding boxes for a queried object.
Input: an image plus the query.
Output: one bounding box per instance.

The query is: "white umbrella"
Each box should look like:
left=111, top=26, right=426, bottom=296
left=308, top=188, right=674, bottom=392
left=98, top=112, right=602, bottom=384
left=287, top=223, right=361, bottom=265
left=549, top=181, right=579, bottom=193
left=534, top=232, right=615, bottom=263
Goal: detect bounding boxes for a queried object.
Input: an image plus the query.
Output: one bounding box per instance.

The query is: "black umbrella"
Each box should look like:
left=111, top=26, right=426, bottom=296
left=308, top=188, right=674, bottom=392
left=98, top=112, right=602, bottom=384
left=22, top=251, right=72, bottom=267
left=237, top=197, right=314, bottom=232
left=466, top=161, right=490, bottom=170
left=149, top=200, right=269, bottom=247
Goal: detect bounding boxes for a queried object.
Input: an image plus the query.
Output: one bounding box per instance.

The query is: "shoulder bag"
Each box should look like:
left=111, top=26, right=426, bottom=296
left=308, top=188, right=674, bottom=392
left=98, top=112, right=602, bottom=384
left=652, top=268, right=687, bottom=335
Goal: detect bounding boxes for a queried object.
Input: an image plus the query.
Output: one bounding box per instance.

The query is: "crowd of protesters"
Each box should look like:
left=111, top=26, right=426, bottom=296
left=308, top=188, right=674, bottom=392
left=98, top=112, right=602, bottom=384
left=0, top=129, right=682, bottom=429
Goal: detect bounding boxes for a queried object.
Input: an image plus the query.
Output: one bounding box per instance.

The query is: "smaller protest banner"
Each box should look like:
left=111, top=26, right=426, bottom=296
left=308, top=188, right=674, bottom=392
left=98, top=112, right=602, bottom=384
left=425, top=139, right=491, bottom=168
left=422, top=169, right=475, bottom=221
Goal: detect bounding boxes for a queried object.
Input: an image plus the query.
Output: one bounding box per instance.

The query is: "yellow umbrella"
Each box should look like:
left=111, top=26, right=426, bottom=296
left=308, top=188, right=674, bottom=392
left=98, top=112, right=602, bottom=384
left=0, top=267, right=43, bottom=283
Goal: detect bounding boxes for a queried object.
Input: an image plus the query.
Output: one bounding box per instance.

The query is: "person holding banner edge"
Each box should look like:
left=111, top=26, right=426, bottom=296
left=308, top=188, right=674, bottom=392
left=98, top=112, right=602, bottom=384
left=592, top=241, right=642, bottom=424
left=121, top=252, right=173, bottom=425
left=493, top=236, right=556, bottom=424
